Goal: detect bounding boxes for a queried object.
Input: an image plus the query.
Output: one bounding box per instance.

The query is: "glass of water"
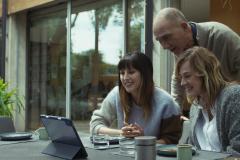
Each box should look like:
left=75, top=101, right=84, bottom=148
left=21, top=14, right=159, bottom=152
left=119, top=137, right=135, bottom=155
left=92, top=134, right=109, bottom=150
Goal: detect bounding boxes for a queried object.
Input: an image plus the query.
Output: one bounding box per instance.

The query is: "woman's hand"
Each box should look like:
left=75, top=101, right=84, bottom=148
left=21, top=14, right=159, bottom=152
left=121, top=122, right=144, bottom=138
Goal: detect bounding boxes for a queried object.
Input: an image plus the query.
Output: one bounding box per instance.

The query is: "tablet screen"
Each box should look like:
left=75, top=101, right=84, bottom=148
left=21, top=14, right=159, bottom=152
left=40, top=115, right=81, bottom=146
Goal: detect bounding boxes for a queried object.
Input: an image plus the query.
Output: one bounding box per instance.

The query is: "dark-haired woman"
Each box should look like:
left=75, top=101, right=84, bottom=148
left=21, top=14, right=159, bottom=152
left=90, top=52, right=181, bottom=144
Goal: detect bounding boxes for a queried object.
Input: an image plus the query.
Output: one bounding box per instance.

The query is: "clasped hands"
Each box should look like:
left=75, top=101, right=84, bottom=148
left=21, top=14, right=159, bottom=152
left=121, top=122, right=144, bottom=138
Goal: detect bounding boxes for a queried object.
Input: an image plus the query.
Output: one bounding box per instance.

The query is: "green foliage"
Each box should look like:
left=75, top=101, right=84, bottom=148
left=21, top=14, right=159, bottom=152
left=0, top=79, right=23, bottom=117
left=90, top=6, right=114, bottom=31
left=129, top=23, right=142, bottom=52
left=72, top=49, right=117, bottom=77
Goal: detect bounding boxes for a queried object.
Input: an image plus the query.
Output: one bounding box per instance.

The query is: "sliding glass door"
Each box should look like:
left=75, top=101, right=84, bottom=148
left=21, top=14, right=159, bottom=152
left=27, top=0, right=144, bottom=132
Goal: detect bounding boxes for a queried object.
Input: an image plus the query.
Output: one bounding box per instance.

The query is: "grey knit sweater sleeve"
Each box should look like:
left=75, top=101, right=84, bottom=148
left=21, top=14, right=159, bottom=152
left=189, top=84, right=240, bottom=155
left=216, top=84, right=240, bottom=156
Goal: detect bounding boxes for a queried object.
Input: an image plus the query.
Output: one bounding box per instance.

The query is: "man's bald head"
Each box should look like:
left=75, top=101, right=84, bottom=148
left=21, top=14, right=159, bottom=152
left=153, top=8, right=193, bottom=57
left=153, top=7, right=188, bottom=28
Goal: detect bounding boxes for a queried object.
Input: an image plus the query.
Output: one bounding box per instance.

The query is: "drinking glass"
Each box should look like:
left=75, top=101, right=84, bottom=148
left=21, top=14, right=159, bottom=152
left=92, top=134, right=109, bottom=149
left=177, top=144, right=192, bottom=160
left=119, top=137, right=135, bottom=155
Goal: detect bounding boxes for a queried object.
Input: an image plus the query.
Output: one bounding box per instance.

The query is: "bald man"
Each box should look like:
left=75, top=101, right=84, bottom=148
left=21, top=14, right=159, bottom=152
left=153, top=7, right=240, bottom=115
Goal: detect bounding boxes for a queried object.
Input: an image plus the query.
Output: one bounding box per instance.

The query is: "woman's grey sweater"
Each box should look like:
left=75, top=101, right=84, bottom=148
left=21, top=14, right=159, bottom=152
left=189, top=84, right=240, bottom=156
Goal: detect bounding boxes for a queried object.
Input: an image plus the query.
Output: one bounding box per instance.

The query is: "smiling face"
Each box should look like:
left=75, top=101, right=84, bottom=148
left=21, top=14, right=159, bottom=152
left=179, top=60, right=204, bottom=98
left=119, top=66, right=141, bottom=96
left=153, top=17, right=193, bottom=57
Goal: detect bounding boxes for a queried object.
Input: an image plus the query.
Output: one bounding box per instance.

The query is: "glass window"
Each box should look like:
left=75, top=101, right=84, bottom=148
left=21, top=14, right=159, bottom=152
left=27, top=0, right=145, bottom=132
left=28, top=8, right=67, bottom=129
left=71, top=1, right=122, bottom=132
left=127, top=0, right=144, bottom=52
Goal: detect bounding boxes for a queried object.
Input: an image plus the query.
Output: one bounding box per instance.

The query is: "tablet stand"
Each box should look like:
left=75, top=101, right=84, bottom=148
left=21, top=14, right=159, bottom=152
left=42, top=141, right=88, bottom=160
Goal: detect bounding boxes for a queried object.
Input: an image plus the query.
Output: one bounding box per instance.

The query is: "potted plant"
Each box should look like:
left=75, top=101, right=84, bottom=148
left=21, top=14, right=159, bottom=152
left=0, top=78, right=23, bottom=117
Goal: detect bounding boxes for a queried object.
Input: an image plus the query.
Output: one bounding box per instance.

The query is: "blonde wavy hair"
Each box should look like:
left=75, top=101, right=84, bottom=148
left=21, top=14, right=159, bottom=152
left=175, top=46, right=227, bottom=107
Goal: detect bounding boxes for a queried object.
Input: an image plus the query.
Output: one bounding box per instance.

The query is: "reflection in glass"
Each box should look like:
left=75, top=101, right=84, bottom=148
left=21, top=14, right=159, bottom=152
left=127, top=0, right=144, bottom=52
left=28, top=10, right=67, bottom=129
left=27, top=0, right=144, bottom=131
left=70, top=1, right=122, bottom=127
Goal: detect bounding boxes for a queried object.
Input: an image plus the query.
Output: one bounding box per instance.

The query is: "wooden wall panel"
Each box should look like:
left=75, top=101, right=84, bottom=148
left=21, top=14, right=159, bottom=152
left=8, top=0, right=56, bottom=13
left=210, top=0, right=240, bottom=34
left=0, top=0, right=64, bottom=16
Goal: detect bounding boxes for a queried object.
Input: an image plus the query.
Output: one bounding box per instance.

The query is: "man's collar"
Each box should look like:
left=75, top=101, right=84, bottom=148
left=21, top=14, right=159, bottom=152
left=189, top=22, right=198, bottom=46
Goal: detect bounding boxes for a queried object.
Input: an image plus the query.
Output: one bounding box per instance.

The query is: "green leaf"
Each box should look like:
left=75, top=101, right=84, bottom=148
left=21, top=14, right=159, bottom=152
left=0, top=78, right=24, bottom=117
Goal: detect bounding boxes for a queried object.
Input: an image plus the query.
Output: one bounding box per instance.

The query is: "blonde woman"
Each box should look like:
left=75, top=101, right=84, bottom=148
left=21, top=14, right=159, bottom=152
left=176, top=46, right=240, bottom=155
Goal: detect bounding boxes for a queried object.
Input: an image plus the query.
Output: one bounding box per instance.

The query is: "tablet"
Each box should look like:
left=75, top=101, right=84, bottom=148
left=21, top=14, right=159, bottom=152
left=40, top=115, right=88, bottom=159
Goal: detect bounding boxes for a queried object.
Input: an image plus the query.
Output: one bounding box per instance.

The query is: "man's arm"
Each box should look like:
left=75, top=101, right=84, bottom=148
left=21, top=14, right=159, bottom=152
left=171, top=70, right=191, bottom=117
